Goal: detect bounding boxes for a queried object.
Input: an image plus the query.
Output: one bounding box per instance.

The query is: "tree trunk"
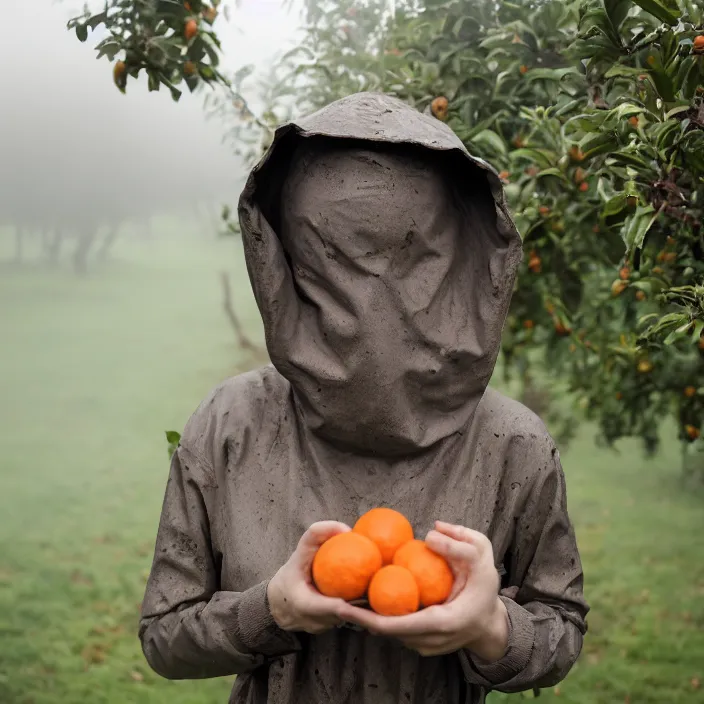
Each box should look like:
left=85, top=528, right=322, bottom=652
left=46, top=228, right=64, bottom=266
left=73, top=227, right=97, bottom=275
left=95, top=224, right=120, bottom=263
left=14, top=225, right=24, bottom=263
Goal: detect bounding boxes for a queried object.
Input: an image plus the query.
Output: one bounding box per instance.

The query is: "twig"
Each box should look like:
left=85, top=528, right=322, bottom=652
left=219, top=271, right=260, bottom=352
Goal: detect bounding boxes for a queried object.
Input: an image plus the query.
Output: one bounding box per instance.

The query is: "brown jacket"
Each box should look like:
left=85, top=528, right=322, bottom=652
left=139, top=92, right=588, bottom=704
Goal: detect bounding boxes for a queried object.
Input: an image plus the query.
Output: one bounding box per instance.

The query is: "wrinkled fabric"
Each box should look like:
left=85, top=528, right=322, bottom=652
left=139, top=92, right=588, bottom=704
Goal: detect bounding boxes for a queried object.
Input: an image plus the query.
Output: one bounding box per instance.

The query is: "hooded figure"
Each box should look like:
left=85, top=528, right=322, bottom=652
left=139, top=93, right=588, bottom=704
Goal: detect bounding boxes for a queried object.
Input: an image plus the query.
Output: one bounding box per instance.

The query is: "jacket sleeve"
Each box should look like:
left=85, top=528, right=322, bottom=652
left=458, top=442, right=588, bottom=693
left=138, top=443, right=301, bottom=680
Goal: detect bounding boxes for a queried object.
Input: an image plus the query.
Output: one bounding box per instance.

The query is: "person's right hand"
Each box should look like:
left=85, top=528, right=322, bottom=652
left=267, top=521, right=351, bottom=634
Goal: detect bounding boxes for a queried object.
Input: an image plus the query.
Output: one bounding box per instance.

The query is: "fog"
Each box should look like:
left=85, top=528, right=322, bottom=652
left=0, top=0, right=302, bottom=269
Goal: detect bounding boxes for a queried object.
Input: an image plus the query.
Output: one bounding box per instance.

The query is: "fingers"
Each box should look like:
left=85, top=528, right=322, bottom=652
left=336, top=602, right=446, bottom=638
left=425, top=530, right=480, bottom=565
left=434, top=521, right=487, bottom=546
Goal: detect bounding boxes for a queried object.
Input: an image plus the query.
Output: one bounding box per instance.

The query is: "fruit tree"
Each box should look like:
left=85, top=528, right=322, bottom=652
left=72, top=0, right=704, bottom=474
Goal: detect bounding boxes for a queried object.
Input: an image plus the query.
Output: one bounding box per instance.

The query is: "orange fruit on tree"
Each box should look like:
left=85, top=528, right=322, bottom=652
left=519, top=64, right=528, bottom=75
left=628, top=116, right=639, bottom=127
left=685, top=386, right=697, bottom=398
left=693, top=35, right=704, bottom=53
left=498, top=170, right=510, bottom=181
left=185, top=18, right=198, bottom=40
left=685, top=424, right=700, bottom=441
left=430, top=96, right=449, bottom=121
left=569, top=145, right=585, bottom=162
left=312, top=531, right=383, bottom=601
left=183, top=60, right=197, bottom=76
left=368, top=565, right=420, bottom=616
left=523, top=319, right=535, bottom=329
left=635, top=290, right=646, bottom=301
left=579, top=181, right=589, bottom=192
left=574, top=167, right=586, bottom=184
left=393, top=539, right=454, bottom=607
left=353, top=508, right=414, bottom=565
left=637, top=359, right=653, bottom=374
left=611, top=280, right=628, bottom=297
left=184, top=2, right=192, bottom=10
left=619, top=266, right=630, bottom=281
left=539, top=205, right=550, bottom=216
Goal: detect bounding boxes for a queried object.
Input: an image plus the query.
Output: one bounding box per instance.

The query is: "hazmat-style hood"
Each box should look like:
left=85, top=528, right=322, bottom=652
left=238, top=92, right=523, bottom=457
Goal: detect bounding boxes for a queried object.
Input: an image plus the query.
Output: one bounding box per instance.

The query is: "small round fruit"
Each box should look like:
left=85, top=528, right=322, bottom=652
left=393, top=540, right=454, bottom=607
left=312, top=532, right=383, bottom=601
left=185, top=18, right=198, bottom=40
left=579, top=181, right=589, bottom=192
left=619, top=266, right=630, bottom=281
left=368, top=565, right=420, bottom=616
left=637, top=359, right=653, bottom=374
left=183, top=61, right=197, bottom=76
left=353, top=508, right=414, bottom=565
left=430, top=96, right=449, bottom=121
left=635, top=290, right=646, bottom=301
left=684, top=386, right=697, bottom=398
left=611, top=280, right=628, bottom=297
left=685, top=424, right=700, bottom=441
left=693, top=36, right=704, bottom=54
left=520, top=64, right=528, bottom=74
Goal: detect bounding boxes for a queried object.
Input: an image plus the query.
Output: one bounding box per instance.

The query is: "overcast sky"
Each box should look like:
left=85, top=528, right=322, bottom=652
left=0, top=1, right=304, bottom=230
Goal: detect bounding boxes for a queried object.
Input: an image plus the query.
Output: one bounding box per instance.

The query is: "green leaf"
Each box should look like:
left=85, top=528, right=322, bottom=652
left=470, top=129, right=507, bottom=155
left=75, top=23, right=88, bottom=42
left=165, top=431, right=181, bottom=445
left=632, top=0, right=680, bottom=25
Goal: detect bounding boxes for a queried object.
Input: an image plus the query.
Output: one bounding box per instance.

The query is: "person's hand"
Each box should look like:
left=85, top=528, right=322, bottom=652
left=335, top=521, right=510, bottom=661
left=267, top=521, right=352, bottom=635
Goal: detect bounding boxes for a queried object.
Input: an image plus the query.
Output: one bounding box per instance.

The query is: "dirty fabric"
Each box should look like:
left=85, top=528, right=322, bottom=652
left=139, top=92, right=588, bottom=704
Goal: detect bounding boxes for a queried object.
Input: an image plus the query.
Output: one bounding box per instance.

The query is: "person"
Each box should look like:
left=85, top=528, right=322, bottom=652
left=138, top=92, right=588, bottom=704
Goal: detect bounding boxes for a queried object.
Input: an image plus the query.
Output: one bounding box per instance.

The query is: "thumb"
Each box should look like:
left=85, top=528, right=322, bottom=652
left=294, top=521, right=351, bottom=567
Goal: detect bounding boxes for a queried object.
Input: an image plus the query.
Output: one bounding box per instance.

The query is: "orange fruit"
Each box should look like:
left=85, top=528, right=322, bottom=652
left=574, top=167, right=586, bottom=184
left=554, top=321, right=571, bottom=336
left=693, top=36, right=704, bottom=53
left=539, top=206, right=550, bottom=216
left=579, top=181, right=589, bottom=192
left=685, top=424, right=700, bottom=441
left=183, top=61, right=197, bottom=76
left=184, top=2, right=191, bottom=10
left=523, top=319, right=534, bottom=329
left=353, top=508, right=414, bottom=565
left=628, top=116, right=639, bottom=127
left=430, top=96, right=449, bottom=120
left=627, top=195, right=638, bottom=207
left=312, top=532, right=383, bottom=601
left=185, top=18, right=198, bottom=40
left=520, top=64, right=528, bottom=74
left=685, top=386, right=697, bottom=398
left=569, top=146, right=585, bottom=162
left=637, top=359, right=653, bottom=374
left=498, top=170, right=510, bottom=181
left=619, top=266, right=630, bottom=281
left=368, top=565, right=420, bottom=616
left=611, top=280, right=628, bottom=297
left=393, top=540, right=454, bottom=607
left=113, top=61, right=127, bottom=92
left=635, top=290, right=646, bottom=301
left=528, top=256, right=541, bottom=273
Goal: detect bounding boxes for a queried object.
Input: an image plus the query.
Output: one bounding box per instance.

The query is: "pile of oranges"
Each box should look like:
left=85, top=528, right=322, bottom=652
left=312, top=508, right=454, bottom=616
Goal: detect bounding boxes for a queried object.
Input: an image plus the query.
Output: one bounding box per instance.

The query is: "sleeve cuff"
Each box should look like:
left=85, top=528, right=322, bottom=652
left=229, top=581, right=301, bottom=658
left=462, top=596, right=535, bottom=685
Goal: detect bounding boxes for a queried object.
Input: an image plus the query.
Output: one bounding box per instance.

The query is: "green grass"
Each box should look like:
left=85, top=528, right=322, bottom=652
left=1, top=230, right=703, bottom=703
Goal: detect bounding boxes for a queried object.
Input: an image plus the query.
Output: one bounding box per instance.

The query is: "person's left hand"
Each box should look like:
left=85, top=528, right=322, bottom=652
left=335, top=521, right=510, bottom=661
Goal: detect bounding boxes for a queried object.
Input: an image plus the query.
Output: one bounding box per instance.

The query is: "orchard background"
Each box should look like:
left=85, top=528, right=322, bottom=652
left=1, top=2, right=703, bottom=703
left=71, top=0, right=704, bottom=474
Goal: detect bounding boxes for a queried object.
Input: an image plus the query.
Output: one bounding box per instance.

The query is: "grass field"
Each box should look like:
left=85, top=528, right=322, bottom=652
left=1, top=229, right=703, bottom=704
